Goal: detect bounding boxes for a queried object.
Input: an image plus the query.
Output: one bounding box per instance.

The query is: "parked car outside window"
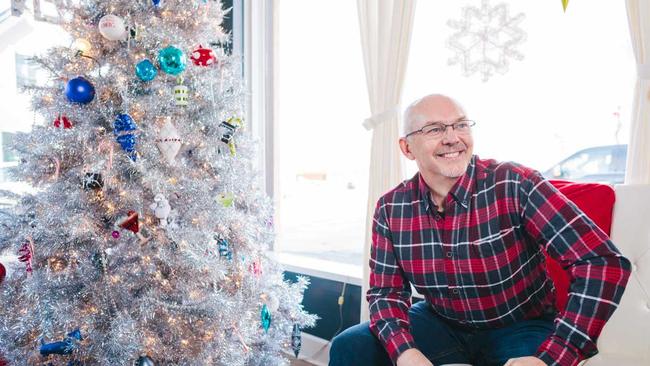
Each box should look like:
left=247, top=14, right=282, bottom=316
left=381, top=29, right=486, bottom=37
left=543, top=144, right=627, bottom=185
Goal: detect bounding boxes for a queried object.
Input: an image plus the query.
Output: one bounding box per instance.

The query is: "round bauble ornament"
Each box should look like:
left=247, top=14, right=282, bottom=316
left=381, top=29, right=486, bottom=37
left=65, top=77, right=95, bottom=104
left=158, top=46, right=186, bottom=75
left=0, top=262, right=6, bottom=284
left=98, top=14, right=127, bottom=41
left=135, top=59, right=157, bottom=82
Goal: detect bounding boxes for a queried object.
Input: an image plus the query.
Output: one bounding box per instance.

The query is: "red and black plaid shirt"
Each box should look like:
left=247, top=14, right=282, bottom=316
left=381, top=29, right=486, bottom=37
left=368, top=156, right=631, bottom=366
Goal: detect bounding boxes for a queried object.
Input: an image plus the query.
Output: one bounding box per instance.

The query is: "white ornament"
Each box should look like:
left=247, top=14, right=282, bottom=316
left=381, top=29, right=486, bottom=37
left=98, top=14, right=128, bottom=41
left=149, top=194, right=171, bottom=227
left=447, top=0, right=526, bottom=82
left=173, top=84, right=188, bottom=106
left=155, top=117, right=182, bottom=164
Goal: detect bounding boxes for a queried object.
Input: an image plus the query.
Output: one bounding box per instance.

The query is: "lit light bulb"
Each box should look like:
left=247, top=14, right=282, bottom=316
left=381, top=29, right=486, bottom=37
left=72, top=38, right=92, bottom=55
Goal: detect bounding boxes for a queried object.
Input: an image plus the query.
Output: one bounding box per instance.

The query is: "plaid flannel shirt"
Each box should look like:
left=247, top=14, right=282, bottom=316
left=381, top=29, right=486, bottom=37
left=367, top=156, right=631, bottom=366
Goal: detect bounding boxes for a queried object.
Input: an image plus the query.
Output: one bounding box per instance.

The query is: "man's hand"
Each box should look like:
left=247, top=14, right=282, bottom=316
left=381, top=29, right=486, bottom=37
left=396, top=348, right=433, bottom=366
left=504, top=356, right=547, bottom=366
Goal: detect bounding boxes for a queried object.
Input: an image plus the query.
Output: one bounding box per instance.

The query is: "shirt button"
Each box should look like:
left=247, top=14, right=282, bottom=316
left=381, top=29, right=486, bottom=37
left=446, top=252, right=453, bottom=258
left=452, top=289, right=459, bottom=295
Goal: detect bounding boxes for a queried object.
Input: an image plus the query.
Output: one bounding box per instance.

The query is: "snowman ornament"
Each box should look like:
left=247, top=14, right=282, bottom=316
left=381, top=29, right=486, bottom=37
left=150, top=194, right=171, bottom=227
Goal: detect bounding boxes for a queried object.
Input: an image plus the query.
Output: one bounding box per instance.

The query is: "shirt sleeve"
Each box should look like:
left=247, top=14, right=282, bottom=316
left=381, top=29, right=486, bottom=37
left=367, top=198, right=417, bottom=364
left=518, top=172, right=631, bottom=366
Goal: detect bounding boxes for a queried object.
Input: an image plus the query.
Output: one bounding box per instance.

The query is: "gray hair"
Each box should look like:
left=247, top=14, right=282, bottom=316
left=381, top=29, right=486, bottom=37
left=402, top=94, right=466, bottom=136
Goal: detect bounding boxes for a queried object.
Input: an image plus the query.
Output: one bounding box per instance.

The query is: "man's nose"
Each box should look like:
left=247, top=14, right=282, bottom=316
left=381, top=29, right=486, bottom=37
left=440, top=125, right=460, bottom=143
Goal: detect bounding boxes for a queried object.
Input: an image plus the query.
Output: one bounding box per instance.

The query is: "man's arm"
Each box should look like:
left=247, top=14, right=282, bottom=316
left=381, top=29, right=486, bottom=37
left=367, top=198, right=418, bottom=364
left=519, top=172, right=631, bottom=366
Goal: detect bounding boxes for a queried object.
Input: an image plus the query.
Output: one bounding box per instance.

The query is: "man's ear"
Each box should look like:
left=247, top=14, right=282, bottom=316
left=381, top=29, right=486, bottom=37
left=399, top=138, right=416, bottom=161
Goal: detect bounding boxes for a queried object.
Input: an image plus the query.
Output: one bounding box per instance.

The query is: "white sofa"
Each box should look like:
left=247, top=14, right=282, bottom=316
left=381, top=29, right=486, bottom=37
left=584, top=184, right=650, bottom=365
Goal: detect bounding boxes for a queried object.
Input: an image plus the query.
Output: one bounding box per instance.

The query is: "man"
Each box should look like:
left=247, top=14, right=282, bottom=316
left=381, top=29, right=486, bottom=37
left=329, top=94, right=631, bottom=366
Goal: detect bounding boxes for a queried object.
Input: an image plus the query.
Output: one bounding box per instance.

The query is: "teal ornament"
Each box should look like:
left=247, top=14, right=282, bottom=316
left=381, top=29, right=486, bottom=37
left=135, top=59, right=157, bottom=82
left=216, top=235, right=232, bottom=261
left=261, top=304, right=272, bottom=332
left=158, top=46, right=186, bottom=75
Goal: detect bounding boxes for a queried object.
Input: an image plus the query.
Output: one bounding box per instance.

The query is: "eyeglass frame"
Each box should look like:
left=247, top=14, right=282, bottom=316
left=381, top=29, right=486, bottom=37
left=404, top=119, right=476, bottom=139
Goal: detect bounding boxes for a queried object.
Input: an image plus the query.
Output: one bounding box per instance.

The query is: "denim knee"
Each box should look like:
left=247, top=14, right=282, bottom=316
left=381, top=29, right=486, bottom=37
left=329, top=322, right=391, bottom=366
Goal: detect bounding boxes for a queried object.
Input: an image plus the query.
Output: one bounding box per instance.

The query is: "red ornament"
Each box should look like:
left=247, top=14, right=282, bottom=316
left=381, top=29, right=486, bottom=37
left=190, top=45, right=217, bottom=66
left=116, top=210, right=150, bottom=244
left=53, top=115, right=73, bottom=129
left=0, top=262, right=6, bottom=284
left=118, top=211, right=140, bottom=234
left=18, top=238, right=34, bottom=274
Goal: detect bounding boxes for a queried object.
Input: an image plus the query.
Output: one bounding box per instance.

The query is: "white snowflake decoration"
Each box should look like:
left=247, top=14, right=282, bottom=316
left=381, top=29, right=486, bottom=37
left=447, top=0, right=526, bottom=82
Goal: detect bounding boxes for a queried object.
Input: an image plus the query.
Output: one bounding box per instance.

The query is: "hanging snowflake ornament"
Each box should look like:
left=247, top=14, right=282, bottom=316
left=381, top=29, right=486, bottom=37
left=447, top=0, right=526, bottom=82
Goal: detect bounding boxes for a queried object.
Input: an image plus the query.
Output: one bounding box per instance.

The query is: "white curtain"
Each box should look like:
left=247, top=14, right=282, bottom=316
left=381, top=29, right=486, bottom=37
left=625, top=0, right=650, bottom=184
left=357, top=0, right=416, bottom=322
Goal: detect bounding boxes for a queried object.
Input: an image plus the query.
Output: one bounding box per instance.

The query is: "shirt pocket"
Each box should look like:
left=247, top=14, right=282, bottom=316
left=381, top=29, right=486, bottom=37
left=471, top=226, right=518, bottom=259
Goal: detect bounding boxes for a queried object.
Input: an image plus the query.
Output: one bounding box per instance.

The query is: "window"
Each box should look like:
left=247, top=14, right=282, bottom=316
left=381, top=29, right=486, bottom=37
left=1, top=0, right=10, bottom=22
left=14, top=53, right=42, bottom=87
left=274, top=0, right=369, bottom=266
left=403, top=1, right=635, bottom=176
left=0, top=9, right=68, bottom=195
left=272, top=1, right=635, bottom=271
left=543, top=144, right=627, bottom=184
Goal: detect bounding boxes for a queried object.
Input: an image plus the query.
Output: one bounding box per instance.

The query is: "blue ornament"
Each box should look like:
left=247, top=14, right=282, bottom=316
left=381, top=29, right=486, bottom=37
left=158, top=46, right=186, bottom=75
left=40, top=329, right=82, bottom=356
left=113, top=114, right=138, bottom=161
left=261, top=304, right=272, bottom=332
left=216, top=235, right=232, bottom=260
left=135, top=59, right=157, bottom=82
left=152, top=0, right=161, bottom=6
left=136, top=355, right=155, bottom=366
left=65, top=77, right=95, bottom=104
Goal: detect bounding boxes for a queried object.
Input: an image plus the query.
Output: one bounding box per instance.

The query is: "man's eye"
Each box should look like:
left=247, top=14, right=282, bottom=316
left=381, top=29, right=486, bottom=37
left=426, top=127, right=443, bottom=134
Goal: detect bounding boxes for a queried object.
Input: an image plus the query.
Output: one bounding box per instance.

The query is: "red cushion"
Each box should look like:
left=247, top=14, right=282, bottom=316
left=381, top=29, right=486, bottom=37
left=546, top=180, right=615, bottom=312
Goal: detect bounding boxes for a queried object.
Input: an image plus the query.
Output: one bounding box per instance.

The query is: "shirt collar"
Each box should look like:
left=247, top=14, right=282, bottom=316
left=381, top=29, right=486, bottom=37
left=416, top=155, right=479, bottom=211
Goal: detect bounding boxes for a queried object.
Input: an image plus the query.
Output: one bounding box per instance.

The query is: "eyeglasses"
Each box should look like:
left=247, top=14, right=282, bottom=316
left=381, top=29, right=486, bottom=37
left=405, top=120, right=476, bottom=139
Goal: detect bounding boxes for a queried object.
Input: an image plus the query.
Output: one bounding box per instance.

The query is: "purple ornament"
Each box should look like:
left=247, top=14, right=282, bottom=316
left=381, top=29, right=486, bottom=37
left=112, top=230, right=120, bottom=239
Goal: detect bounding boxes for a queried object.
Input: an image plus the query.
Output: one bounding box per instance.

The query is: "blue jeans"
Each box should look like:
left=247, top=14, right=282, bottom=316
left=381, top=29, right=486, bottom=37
left=329, top=301, right=554, bottom=366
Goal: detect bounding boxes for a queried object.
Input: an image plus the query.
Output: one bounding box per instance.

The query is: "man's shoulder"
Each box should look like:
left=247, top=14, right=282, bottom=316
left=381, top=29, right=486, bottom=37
left=476, top=156, right=538, bottom=183
left=376, top=174, right=419, bottom=207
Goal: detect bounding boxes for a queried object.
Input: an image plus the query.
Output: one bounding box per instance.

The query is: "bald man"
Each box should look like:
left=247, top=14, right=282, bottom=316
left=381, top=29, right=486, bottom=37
left=329, top=95, right=630, bottom=366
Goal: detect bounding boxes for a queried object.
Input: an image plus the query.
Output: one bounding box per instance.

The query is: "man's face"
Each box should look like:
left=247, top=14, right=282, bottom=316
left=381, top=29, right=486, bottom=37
left=400, top=97, right=474, bottom=181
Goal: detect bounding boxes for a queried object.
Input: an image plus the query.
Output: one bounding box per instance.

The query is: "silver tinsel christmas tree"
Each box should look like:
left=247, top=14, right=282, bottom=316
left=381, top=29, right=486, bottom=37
left=0, top=1, right=316, bottom=364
